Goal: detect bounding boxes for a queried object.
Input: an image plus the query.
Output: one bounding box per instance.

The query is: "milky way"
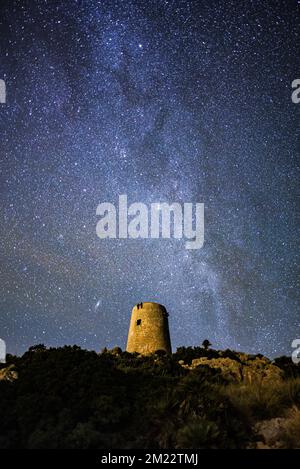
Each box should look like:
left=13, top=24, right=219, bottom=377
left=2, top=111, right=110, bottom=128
left=0, top=0, right=299, bottom=357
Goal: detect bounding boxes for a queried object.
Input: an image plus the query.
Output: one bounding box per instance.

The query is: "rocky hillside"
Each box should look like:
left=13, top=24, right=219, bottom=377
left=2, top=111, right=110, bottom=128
left=0, top=345, right=299, bottom=449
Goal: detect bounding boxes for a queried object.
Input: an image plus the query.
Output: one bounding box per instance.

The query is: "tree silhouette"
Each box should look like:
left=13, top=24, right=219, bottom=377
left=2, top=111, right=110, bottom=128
left=202, top=339, right=212, bottom=351
left=28, top=344, right=46, bottom=353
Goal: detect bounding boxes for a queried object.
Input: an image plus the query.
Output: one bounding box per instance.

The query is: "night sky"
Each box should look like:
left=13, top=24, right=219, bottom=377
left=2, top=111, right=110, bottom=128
left=0, top=0, right=299, bottom=357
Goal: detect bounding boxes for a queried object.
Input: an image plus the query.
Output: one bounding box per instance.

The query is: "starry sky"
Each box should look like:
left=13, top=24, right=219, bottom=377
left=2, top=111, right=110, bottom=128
left=0, top=0, right=299, bottom=358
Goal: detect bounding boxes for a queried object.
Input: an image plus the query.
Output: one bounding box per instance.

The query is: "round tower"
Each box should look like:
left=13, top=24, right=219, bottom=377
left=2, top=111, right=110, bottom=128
left=126, top=302, right=172, bottom=355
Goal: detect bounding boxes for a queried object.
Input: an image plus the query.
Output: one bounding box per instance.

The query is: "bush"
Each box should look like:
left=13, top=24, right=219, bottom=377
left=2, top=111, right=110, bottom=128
left=279, top=406, right=300, bottom=448
left=176, top=419, right=220, bottom=448
left=222, top=377, right=300, bottom=422
left=0, top=346, right=296, bottom=449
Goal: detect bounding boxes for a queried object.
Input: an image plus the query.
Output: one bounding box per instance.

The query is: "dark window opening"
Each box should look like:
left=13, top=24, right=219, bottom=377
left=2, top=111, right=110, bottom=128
left=136, top=319, right=141, bottom=326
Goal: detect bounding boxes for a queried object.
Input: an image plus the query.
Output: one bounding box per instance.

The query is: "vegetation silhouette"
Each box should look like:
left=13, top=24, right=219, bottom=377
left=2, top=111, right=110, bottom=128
left=202, top=339, right=212, bottom=351
left=0, top=345, right=299, bottom=449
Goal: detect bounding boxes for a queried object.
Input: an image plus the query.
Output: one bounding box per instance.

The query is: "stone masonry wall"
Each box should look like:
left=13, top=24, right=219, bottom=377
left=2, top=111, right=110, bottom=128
left=126, top=302, right=172, bottom=354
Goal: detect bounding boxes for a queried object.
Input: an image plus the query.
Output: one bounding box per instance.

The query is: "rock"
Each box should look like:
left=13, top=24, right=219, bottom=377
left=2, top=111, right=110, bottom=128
left=187, top=353, right=284, bottom=383
left=256, top=441, right=271, bottom=449
left=190, top=357, right=243, bottom=382
left=0, top=365, right=18, bottom=381
left=243, top=358, right=283, bottom=384
left=255, top=417, right=286, bottom=448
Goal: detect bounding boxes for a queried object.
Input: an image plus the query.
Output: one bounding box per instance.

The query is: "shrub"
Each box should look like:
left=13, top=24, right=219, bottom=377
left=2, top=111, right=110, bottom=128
left=279, top=406, right=300, bottom=448
left=223, top=377, right=300, bottom=422
left=176, top=419, right=220, bottom=448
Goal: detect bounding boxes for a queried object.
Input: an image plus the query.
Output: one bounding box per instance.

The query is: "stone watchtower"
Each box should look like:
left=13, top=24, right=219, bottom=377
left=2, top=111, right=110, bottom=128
left=126, top=302, right=172, bottom=355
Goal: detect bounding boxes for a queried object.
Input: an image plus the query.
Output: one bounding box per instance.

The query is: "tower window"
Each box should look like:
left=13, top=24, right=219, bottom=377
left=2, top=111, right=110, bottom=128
left=136, top=319, right=141, bottom=326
